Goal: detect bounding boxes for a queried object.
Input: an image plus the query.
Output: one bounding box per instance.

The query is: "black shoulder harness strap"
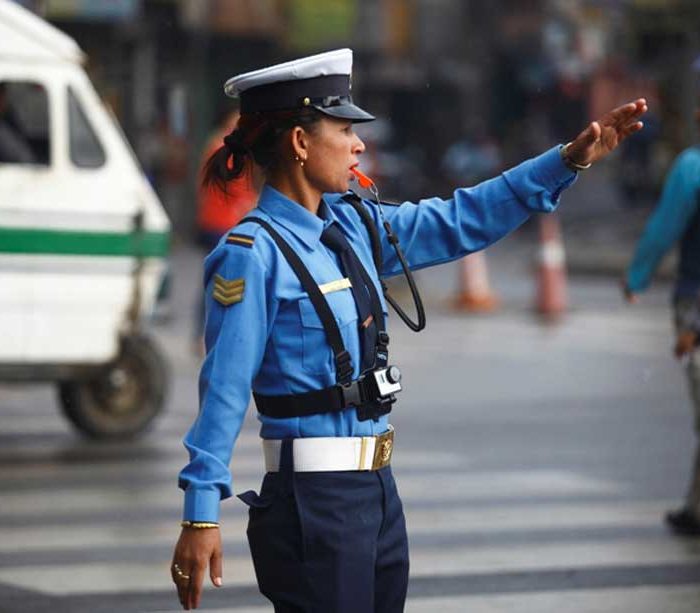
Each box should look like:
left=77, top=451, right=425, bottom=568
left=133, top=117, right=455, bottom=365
left=240, top=215, right=396, bottom=421
left=340, top=192, right=383, bottom=276
left=241, top=217, right=353, bottom=386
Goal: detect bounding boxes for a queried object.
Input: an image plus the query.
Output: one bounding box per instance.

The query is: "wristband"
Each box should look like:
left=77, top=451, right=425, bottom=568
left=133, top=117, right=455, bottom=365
left=561, top=142, right=592, bottom=171
left=181, top=520, right=220, bottom=529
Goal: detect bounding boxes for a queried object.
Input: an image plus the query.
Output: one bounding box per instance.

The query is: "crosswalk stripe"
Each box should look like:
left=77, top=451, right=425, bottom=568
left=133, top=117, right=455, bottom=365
left=1, top=539, right=699, bottom=597
left=0, top=560, right=256, bottom=596
left=0, top=500, right=675, bottom=553
left=150, top=585, right=700, bottom=613
left=1, top=415, right=698, bottom=607
left=0, top=425, right=262, bottom=459
left=0, top=468, right=621, bottom=515
left=407, top=540, right=700, bottom=576
left=404, top=586, right=700, bottom=613
left=0, top=451, right=466, bottom=484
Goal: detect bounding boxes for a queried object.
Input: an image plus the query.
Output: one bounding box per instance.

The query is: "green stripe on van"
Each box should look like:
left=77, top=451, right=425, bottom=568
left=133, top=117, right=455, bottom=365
left=0, top=228, right=170, bottom=257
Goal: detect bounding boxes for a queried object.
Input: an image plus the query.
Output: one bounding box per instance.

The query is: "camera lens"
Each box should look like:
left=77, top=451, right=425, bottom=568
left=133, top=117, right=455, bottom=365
left=386, top=365, right=401, bottom=384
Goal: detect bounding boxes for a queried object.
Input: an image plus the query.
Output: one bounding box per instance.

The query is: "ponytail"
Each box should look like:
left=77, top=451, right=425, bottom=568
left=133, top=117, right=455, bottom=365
left=201, top=108, right=323, bottom=194
left=201, top=130, right=249, bottom=193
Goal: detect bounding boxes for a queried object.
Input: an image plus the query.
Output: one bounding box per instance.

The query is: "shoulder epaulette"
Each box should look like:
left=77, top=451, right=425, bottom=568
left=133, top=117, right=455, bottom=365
left=226, top=232, right=255, bottom=249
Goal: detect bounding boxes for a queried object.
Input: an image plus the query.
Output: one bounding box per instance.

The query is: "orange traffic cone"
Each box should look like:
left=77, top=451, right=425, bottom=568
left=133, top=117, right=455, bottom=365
left=535, top=214, right=567, bottom=320
left=454, top=252, right=500, bottom=312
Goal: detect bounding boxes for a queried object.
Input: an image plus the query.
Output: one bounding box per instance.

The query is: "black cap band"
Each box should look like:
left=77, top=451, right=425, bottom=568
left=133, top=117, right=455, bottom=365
left=240, top=74, right=350, bottom=114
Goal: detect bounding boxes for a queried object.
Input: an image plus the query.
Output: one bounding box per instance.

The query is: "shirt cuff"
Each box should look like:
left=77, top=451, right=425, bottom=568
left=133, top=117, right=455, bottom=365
left=502, top=145, right=577, bottom=213
left=183, top=487, right=221, bottom=523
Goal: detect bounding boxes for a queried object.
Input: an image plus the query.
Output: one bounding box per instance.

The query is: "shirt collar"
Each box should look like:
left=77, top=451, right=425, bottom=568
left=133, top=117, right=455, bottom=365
left=257, top=184, right=340, bottom=249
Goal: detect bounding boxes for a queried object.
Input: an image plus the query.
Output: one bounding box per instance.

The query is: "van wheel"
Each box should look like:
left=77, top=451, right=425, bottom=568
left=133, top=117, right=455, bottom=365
left=57, top=335, right=168, bottom=439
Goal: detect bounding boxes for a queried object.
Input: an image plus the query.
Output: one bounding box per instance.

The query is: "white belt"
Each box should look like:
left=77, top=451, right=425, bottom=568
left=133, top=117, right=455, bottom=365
left=262, top=426, right=395, bottom=472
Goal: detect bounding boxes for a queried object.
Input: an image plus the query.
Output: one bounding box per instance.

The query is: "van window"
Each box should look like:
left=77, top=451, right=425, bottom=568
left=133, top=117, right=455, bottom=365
left=0, top=81, right=50, bottom=165
left=68, top=88, right=106, bottom=168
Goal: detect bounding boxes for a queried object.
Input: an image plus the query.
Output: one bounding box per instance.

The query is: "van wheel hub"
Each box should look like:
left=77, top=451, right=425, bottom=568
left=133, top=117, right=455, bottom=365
left=57, top=334, right=168, bottom=439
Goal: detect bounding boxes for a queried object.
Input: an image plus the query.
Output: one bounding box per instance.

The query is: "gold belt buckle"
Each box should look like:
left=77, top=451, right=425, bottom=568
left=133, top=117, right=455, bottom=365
left=371, top=428, right=394, bottom=470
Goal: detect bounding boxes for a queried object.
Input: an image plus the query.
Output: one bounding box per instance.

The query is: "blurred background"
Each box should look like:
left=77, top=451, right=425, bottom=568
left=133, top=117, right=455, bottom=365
left=11, top=0, right=699, bottom=232
left=3, top=1, right=700, bottom=612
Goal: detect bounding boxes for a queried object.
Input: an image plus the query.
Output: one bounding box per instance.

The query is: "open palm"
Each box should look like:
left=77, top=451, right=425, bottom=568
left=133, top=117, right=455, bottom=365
left=566, top=98, right=647, bottom=167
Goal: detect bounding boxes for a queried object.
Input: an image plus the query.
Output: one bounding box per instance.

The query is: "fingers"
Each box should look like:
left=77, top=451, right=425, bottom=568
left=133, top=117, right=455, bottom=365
left=614, top=98, right=646, bottom=118
left=619, top=279, right=638, bottom=304
left=623, top=290, right=639, bottom=304
left=177, top=576, right=190, bottom=610
left=172, top=527, right=222, bottom=609
left=575, top=121, right=599, bottom=147
left=605, top=98, right=647, bottom=127
left=186, top=563, right=206, bottom=610
left=620, top=121, right=644, bottom=139
left=210, top=548, right=224, bottom=587
left=586, top=121, right=601, bottom=144
left=171, top=562, right=192, bottom=609
left=566, top=121, right=600, bottom=164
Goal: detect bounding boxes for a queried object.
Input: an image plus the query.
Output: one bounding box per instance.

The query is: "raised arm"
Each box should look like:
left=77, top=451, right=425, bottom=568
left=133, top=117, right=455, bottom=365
left=372, top=99, right=647, bottom=277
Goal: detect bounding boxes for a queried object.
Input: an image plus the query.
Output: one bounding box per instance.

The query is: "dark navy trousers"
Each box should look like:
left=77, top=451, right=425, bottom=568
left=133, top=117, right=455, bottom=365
left=238, top=442, right=409, bottom=612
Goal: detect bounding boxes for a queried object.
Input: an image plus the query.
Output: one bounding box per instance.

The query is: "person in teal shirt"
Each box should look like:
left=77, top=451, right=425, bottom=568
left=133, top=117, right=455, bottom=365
left=624, top=118, right=700, bottom=536
left=171, top=48, right=647, bottom=611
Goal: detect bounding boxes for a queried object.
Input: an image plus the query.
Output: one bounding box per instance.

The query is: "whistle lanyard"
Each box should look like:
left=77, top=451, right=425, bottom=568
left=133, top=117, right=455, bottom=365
left=343, top=185, right=426, bottom=333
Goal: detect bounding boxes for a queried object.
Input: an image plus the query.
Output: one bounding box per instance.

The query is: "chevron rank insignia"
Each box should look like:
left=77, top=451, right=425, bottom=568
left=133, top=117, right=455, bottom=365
left=226, top=232, right=255, bottom=248
left=212, top=275, right=245, bottom=306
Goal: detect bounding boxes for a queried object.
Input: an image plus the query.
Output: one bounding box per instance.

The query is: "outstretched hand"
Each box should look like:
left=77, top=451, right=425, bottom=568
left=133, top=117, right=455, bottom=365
left=566, top=98, right=647, bottom=167
left=620, top=278, right=639, bottom=305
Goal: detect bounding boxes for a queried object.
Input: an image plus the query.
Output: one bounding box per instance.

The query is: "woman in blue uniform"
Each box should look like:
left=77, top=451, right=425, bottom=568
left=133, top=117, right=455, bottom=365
left=171, top=48, right=646, bottom=611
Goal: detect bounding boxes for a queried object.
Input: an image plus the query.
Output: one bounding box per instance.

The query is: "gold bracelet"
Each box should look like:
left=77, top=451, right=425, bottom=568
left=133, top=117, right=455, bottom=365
left=561, top=142, right=592, bottom=171
left=181, top=520, right=220, bottom=529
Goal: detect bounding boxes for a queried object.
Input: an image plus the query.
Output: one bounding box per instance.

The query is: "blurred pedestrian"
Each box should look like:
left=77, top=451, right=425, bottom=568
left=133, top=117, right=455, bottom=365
left=193, top=109, right=260, bottom=351
left=171, top=48, right=646, bottom=611
left=623, top=99, right=700, bottom=536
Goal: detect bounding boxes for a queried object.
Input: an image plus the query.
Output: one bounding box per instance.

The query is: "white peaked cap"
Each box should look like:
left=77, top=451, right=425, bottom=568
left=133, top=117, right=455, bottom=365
left=225, top=48, right=352, bottom=98
left=223, top=48, right=374, bottom=123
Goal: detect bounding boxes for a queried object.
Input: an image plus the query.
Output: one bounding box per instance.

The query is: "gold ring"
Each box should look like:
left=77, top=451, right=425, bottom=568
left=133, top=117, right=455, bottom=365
left=172, top=564, right=190, bottom=580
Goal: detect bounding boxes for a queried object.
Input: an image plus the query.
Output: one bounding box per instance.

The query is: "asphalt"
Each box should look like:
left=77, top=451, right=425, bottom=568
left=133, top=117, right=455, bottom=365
left=1, top=167, right=697, bottom=613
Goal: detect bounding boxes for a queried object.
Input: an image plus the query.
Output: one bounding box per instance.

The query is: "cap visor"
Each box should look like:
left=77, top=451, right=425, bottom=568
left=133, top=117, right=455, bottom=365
left=314, top=103, right=375, bottom=123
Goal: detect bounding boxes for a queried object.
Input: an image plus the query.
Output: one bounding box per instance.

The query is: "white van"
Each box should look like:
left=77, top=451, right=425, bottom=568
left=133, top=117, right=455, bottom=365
left=0, top=0, right=171, bottom=438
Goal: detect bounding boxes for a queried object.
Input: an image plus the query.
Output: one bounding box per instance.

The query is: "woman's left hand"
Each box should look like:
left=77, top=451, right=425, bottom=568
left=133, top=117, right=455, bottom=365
left=565, top=98, right=647, bottom=167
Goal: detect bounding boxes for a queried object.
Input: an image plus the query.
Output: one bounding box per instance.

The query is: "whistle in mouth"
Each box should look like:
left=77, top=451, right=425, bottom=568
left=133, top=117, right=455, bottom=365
left=350, top=167, right=375, bottom=189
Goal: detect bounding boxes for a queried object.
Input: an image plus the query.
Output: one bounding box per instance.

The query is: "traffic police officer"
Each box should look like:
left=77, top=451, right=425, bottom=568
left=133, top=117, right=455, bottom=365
left=171, top=48, right=647, bottom=611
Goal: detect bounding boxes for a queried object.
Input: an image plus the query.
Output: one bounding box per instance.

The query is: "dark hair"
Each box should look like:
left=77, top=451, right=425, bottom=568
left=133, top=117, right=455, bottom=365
left=202, top=107, right=323, bottom=192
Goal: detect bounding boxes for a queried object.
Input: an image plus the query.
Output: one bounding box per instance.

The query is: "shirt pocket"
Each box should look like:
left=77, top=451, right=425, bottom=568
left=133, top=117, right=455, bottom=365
left=298, top=289, right=358, bottom=375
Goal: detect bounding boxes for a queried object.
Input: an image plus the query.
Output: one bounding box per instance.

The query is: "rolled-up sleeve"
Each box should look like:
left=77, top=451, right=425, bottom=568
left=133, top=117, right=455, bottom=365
left=178, top=242, right=271, bottom=522
left=374, top=146, right=576, bottom=276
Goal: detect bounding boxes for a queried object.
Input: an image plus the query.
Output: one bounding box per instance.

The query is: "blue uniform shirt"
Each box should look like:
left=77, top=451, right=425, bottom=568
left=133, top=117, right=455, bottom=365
left=626, top=146, right=700, bottom=296
left=179, top=146, right=576, bottom=522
